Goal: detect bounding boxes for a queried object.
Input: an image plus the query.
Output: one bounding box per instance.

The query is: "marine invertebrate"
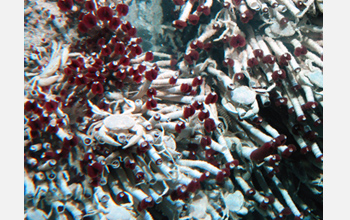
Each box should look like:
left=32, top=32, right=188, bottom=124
left=24, top=0, right=323, bottom=219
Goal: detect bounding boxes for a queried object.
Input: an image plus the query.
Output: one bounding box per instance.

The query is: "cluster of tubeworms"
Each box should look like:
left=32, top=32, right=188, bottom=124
left=24, top=0, right=323, bottom=219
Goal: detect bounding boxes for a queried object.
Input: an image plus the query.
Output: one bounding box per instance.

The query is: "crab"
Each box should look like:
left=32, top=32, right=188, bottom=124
left=87, top=99, right=146, bottom=149
left=296, top=60, right=323, bottom=93
left=220, top=190, right=248, bottom=219
left=222, top=83, right=275, bottom=120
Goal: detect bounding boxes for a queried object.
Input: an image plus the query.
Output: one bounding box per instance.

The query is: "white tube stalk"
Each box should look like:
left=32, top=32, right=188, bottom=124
left=147, top=145, right=163, bottom=165
left=65, top=202, right=83, bottom=220
left=261, top=2, right=269, bottom=12
left=256, top=35, right=272, bottom=56
left=304, top=51, right=323, bottom=68
left=241, top=146, right=256, bottom=161
left=302, top=85, right=315, bottom=103
left=178, top=0, right=195, bottom=22
left=303, top=36, right=323, bottom=55
left=265, top=0, right=279, bottom=7
left=56, top=127, right=71, bottom=141
left=311, top=142, right=323, bottom=159
left=246, top=0, right=262, bottom=11
left=57, top=171, right=73, bottom=199
left=239, top=120, right=274, bottom=144
left=207, top=65, right=234, bottom=90
left=264, top=37, right=283, bottom=57
left=252, top=190, right=269, bottom=204
left=290, top=38, right=302, bottom=49
left=50, top=200, right=65, bottom=215
left=76, top=131, right=92, bottom=146
left=148, top=187, right=163, bottom=204
left=178, top=165, right=203, bottom=179
left=283, top=81, right=304, bottom=118
left=197, top=21, right=220, bottom=43
left=260, top=121, right=280, bottom=138
left=210, top=139, right=227, bottom=152
left=37, top=159, right=56, bottom=171
left=277, top=41, right=301, bottom=73
left=279, top=0, right=300, bottom=16
left=270, top=175, right=302, bottom=217
left=33, top=184, right=48, bottom=207
left=164, top=110, right=184, bottom=120
left=235, top=175, right=254, bottom=195
left=34, top=172, right=46, bottom=182
left=272, top=197, right=285, bottom=214
left=29, top=143, right=42, bottom=152
left=259, top=63, right=274, bottom=83
left=178, top=159, right=220, bottom=175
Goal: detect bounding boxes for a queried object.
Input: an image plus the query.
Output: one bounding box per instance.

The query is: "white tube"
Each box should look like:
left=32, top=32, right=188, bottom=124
left=178, top=159, right=220, bottom=175
left=271, top=175, right=302, bottom=217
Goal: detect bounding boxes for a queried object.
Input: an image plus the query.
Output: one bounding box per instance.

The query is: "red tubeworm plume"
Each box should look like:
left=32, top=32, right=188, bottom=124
left=190, top=40, right=204, bottom=49
left=188, top=14, right=200, bottom=25
left=184, top=50, right=199, bottom=65
left=144, top=51, right=154, bottom=62
left=272, top=69, right=287, bottom=81
left=85, top=0, right=95, bottom=11
left=197, top=4, right=211, bottom=16
left=279, top=17, right=289, bottom=27
left=175, top=121, right=186, bottom=133
left=114, top=69, right=127, bottom=80
left=192, top=101, right=204, bottom=110
left=200, top=136, right=211, bottom=148
left=234, top=72, right=245, bottom=81
left=87, top=162, right=103, bottom=178
left=146, top=98, right=157, bottom=109
left=262, top=55, right=276, bottom=64
left=118, top=55, right=130, bottom=66
left=223, top=58, right=234, bottom=67
left=114, top=42, right=126, bottom=55
left=138, top=196, right=154, bottom=210
left=204, top=118, right=216, bottom=132
left=247, top=57, right=259, bottom=67
left=57, top=0, right=73, bottom=12
left=145, top=69, right=158, bottom=81
left=100, top=45, right=112, bottom=56
left=97, top=7, right=114, bottom=21
left=116, top=4, right=129, bottom=16
left=138, top=64, right=146, bottom=73
left=24, top=100, right=38, bottom=112
left=180, top=83, right=192, bottom=93
left=186, top=179, right=200, bottom=193
left=253, top=49, right=264, bottom=58
left=82, top=14, right=97, bottom=28
left=205, top=92, right=218, bottom=104
left=78, top=22, right=89, bottom=33
left=44, top=100, right=58, bottom=112
left=75, top=74, right=88, bottom=86
left=133, top=73, right=143, bottom=83
left=125, top=158, right=136, bottom=170
left=216, top=171, right=225, bottom=183
left=169, top=76, right=177, bottom=85
left=229, top=34, right=246, bottom=48
left=199, top=171, right=210, bottom=182
left=192, top=76, right=203, bottom=86
left=147, top=88, right=157, bottom=98
left=250, top=141, right=275, bottom=163
left=173, top=20, right=187, bottom=29
left=173, top=0, right=185, bottom=5
left=198, top=109, right=210, bottom=121
left=91, top=81, right=104, bottom=95
left=109, top=17, right=121, bottom=30
left=183, top=105, right=196, bottom=118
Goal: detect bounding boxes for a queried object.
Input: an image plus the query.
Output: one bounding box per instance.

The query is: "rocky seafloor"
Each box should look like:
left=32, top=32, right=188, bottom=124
left=24, top=0, right=323, bottom=219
